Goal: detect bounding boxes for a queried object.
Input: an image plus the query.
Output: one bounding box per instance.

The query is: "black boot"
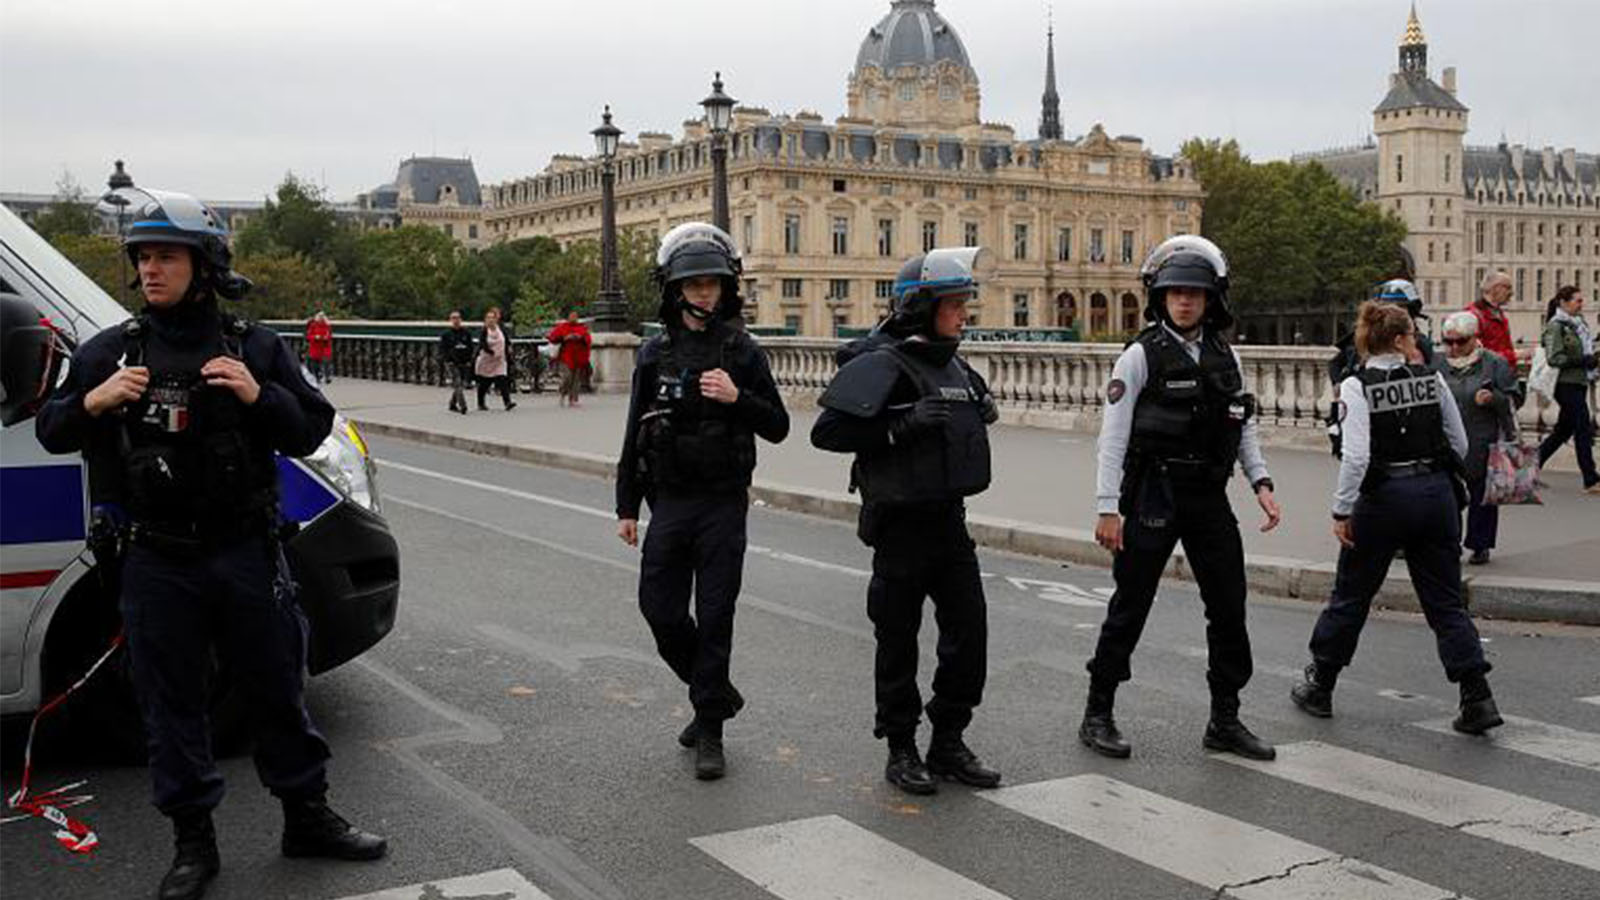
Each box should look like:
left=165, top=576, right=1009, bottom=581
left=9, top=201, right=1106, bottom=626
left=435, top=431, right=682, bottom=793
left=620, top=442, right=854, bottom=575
left=694, top=720, right=726, bottom=781
left=1289, top=663, right=1336, bottom=718
left=926, top=733, right=1001, bottom=788
left=679, top=684, right=744, bottom=749
left=1452, top=675, right=1504, bottom=735
left=885, top=739, right=937, bottom=796
left=158, top=812, right=219, bottom=900
left=1204, top=696, right=1276, bottom=760
left=1079, top=685, right=1132, bottom=759
left=281, top=794, right=387, bottom=861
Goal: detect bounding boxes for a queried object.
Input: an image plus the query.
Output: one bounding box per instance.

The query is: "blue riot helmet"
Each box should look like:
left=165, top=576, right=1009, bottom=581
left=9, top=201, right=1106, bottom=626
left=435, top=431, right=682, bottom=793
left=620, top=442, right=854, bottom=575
left=653, top=222, right=743, bottom=324
left=886, top=246, right=993, bottom=336
left=1140, top=234, right=1232, bottom=330
left=103, top=187, right=251, bottom=300
left=1373, top=278, right=1426, bottom=320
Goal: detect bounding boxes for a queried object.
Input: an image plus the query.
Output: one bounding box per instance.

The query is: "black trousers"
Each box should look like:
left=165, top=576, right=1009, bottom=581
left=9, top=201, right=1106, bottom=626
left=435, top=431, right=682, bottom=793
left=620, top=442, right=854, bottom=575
left=864, top=503, right=987, bottom=741
left=1087, top=478, right=1253, bottom=704
left=476, top=374, right=513, bottom=408
left=120, top=535, right=329, bottom=817
left=1538, top=381, right=1598, bottom=487
left=1309, top=472, right=1489, bottom=682
left=638, top=492, right=748, bottom=723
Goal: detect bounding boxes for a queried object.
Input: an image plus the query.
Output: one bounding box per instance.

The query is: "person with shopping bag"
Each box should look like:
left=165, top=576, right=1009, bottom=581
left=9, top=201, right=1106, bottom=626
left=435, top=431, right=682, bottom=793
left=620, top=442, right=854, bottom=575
left=1435, top=311, right=1523, bottom=564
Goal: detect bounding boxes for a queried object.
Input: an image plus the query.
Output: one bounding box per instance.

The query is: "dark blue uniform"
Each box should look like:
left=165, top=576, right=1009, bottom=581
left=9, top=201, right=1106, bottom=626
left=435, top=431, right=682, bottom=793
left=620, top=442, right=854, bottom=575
left=36, top=300, right=335, bottom=817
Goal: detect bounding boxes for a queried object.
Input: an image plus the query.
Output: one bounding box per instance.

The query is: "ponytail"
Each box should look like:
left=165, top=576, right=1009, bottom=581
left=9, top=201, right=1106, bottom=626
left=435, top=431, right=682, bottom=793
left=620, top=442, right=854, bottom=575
left=1353, top=300, right=1413, bottom=359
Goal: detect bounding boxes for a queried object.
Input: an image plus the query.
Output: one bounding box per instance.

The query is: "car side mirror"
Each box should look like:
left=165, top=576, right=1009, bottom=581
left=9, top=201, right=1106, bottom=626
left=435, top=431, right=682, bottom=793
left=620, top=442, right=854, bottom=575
left=1, top=292, right=68, bottom=427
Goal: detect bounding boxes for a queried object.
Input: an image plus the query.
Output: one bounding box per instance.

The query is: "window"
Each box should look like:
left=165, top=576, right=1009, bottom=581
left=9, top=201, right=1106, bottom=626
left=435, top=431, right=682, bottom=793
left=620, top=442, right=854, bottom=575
left=1013, top=223, right=1029, bottom=260
left=1444, top=242, right=1452, bottom=263
left=1057, top=227, right=1072, bottom=262
left=940, top=81, right=957, bottom=102
left=875, top=280, right=895, bottom=300
left=443, top=223, right=454, bottom=238
left=1516, top=223, right=1526, bottom=254
left=1427, top=242, right=1435, bottom=263
left=827, top=279, right=851, bottom=300
left=921, top=220, right=938, bottom=253
left=877, top=218, right=895, bottom=257
left=899, top=81, right=916, bottom=101
left=781, top=278, right=803, bottom=299
left=1012, top=292, right=1030, bottom=327
left=831, top=217, right=850, bottom=255
left=1444, top=154, right=1453, bottom=183
left=1475, top=221, right=1486, bottom=253
left=784, top=215, right=801, bottom=254
left=1516, top=268, right=1526, bottom=299
left=1120, top=230, right=1135, bottom=264
left=1440, top=280, right=1448, bottom=304
left=784, top=314, right=801, bottom=332
left=468, top=224, right=478, bottom=240
left=742, top=215, right=754, bottom=253
left=1089, top=228, right=1105, bottom=263
left=1496, top=222, right=1506, bottom=253
left=1013, top=187, right=1029, bottom=202
left=783, top=175, right=801, bottom=190
left=879, top=182, right=895, bottom=196
left=1475, top=268, right=1486, bottom=290
left=963, top=221, right=979, bottom=246
left=922, top=184, right=937, bottom=199
left=833, top=179, right=847, bottom=193
left=1536, top=269, right=1545, bottom=300
left=1175, top=199, right=1188, bottom=211
left=963, top=187, right=978, bottom=201
left=1395, top=154, right=1404, bottom=184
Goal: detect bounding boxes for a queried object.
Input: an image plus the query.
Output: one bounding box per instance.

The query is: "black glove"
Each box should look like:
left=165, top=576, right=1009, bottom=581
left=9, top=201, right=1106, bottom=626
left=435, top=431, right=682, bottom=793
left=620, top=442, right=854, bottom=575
left=977, top=392, right=999, bottom=425
left=890, top=397, right=952, bottom=442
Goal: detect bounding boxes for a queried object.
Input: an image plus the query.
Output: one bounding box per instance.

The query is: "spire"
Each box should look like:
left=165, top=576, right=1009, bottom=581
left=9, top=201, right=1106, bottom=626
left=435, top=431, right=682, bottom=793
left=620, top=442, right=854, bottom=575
left=1398, top=2, right=1427, bottom=74
left=1039, top=13, right=1063, bottom=141
left=1401, top=3, right=1425, bottom=46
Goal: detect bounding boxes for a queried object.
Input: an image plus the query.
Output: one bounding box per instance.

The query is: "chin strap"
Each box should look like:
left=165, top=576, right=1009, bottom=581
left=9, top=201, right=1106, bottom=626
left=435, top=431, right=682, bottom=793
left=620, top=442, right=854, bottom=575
left=680, top=298, right=716, bottom=321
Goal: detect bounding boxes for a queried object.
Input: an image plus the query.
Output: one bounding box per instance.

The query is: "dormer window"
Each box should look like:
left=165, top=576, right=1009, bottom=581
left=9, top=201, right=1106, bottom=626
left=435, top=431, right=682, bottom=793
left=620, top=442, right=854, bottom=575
left=899, top=81, right=917, bottom=102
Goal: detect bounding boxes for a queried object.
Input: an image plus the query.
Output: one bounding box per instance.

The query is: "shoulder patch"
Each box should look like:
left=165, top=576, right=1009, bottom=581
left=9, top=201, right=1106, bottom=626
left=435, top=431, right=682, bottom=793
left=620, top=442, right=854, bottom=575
left=1106, top=378, right=1126, bottom=404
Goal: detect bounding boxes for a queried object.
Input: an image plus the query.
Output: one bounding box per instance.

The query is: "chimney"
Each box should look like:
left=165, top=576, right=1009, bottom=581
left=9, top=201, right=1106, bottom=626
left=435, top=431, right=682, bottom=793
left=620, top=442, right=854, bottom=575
left=1542, top=146, right=1557, bottom=179
left=1509, top=143, right=1525, bottom=175
left=1442, top=67, right=1456, bottom=95
left=1561, top=147, right=1577, bottom=177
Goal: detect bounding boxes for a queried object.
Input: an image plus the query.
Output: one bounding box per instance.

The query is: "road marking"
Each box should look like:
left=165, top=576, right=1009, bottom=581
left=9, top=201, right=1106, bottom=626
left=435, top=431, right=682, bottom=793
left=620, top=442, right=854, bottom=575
left=691, top=815, right=1013, bottom=900
left=1414, top=715, right=1600, bottom=772
left=982, top=774, right=1469, bottom=899
left=1215, top=741, right=1600, bottom=872
left=748, top=544, right=871, bottom=578
left=1006, top=576, right=1105, bottom=608
left=1578, top=696, right=1600, bottom=707
left=336, top=867, right=555, bottom=900
left=379, top=458, right=616, bottom=521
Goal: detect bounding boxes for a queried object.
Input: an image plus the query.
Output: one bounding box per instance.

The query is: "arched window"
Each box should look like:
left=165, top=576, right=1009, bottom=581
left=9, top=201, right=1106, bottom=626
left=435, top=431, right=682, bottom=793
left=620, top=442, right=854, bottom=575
left=1120, top=292, right=1141, bottom=334
left=1090, top=292, right=1109, bottom=335
left=1055, top=291, right=1077, bottom=328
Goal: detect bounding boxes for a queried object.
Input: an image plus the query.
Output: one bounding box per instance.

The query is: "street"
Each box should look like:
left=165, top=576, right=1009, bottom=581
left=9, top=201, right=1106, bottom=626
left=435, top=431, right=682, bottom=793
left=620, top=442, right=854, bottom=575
left=4, top=435, right=1598, bottom=899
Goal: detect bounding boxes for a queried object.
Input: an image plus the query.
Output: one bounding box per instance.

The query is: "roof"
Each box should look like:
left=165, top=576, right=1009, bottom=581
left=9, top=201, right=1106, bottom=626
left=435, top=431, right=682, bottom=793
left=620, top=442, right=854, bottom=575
left=1374, top=72, right=1468, bottom=114
left=855, top=1, right=973, bottom=76
left=383, top=157, right=482, bottom=207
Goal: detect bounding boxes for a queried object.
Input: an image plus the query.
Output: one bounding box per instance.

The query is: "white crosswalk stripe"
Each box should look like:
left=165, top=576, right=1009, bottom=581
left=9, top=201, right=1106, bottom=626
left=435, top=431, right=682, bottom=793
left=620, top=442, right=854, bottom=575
left=1413, top=715, right=1600, bottom=772
left=1578, top=696, right=1600, bottom=708
left=691, top=814, right=1014, bottom=900
left=334, top=868, right=554, bottom=900
left=1216, top=741, right=1600, bottom=872
left=980, top=774, right=1471, bottom=899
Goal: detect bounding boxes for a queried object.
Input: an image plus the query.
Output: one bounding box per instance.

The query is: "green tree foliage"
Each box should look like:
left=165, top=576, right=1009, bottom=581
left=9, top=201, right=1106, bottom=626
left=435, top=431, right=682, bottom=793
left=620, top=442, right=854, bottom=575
left=51, top=233, right=130, bottom=308
left=355, top=225, right=462, bottom=319
left=233, top=251, right=343, bottom=320
left=234, top=173, right=362, bottom=305
left=1180, top=138, right=1407, bottom=322
left=33, top=172, right=99, bottom=241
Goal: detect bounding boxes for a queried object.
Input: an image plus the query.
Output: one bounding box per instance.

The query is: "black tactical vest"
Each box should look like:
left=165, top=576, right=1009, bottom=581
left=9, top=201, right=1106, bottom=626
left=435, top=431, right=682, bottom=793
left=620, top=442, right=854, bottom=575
left=635, top=329, right=757, bottom=490
left=1357, top=363, right=1449, bottom=487
left=118, top=314, right=278, bottom=526
left=855, top=346, right=992, bottom=505
left=1127, top=327, right=1250, bottom=480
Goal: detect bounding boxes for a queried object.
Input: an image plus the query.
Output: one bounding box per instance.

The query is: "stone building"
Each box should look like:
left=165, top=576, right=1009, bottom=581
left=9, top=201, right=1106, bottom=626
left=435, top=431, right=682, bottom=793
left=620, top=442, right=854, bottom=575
left=483, top=0, right=1203, bottom=337
left=1298, top=5, right=1599, bottom=346
left=358, top=156, right=487, bottom=249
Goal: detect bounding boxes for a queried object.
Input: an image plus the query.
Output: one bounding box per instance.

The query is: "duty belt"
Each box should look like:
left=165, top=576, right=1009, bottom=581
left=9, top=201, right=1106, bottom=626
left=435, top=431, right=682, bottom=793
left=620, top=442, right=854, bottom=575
left=1382, top=460, right=1440, bottom=479
left=127, top=515, right=274, bottom=555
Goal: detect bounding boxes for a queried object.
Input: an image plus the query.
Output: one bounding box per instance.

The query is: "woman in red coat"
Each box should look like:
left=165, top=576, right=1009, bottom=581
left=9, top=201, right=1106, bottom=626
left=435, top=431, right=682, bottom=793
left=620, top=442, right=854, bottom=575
left=304, top=311, right=333, bottom=383
left=546, top=310, right=592, bottom=407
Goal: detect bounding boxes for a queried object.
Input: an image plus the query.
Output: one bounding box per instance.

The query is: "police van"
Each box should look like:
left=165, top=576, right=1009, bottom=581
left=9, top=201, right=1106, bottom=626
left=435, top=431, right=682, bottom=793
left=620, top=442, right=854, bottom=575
left=0, top=203, right=399, bottom=751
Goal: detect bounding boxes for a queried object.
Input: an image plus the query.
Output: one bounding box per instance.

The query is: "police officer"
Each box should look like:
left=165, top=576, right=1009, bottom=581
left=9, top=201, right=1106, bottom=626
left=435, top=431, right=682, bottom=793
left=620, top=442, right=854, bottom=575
left=615, top=223, right=789, bottom=781
left=1325, top=280, right=1435, bottom=456
left=1081, top=235, right=1281, bottom=762
left=811, top=247, right=1002, bottom=796
left=35, top=188, right=385, bottom=900
left=1291, top=301, right=1502, bottom=734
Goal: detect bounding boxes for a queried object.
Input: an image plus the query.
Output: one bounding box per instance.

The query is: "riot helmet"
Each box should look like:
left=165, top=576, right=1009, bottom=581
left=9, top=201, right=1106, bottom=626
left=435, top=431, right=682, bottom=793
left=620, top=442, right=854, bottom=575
left=886, top=246, right=993, bottom=337
left=1140, top=235, right=1232, bottom=330
left=102, top=187, right=251, bottom=301
left=653, top=222, right=743, bottom=324
left=1372, top=278, right=1426, bottom=320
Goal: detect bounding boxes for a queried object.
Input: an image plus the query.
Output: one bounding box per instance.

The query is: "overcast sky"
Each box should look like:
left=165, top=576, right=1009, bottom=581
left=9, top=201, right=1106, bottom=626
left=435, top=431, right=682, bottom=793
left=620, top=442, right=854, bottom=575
left=2, top=0, right=1594, bottom=203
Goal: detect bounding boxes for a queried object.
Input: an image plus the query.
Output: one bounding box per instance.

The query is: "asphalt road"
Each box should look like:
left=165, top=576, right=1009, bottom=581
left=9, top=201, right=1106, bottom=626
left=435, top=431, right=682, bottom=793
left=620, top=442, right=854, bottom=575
left=3, top=435, right=1598, bottom=900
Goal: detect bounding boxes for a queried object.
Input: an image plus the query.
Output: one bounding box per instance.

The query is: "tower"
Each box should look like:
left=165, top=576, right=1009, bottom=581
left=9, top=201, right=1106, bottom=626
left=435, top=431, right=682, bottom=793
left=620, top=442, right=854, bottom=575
left=1373, top=3, right=1468, bottom=317
left=1039, top=20, right=1063, bottom=141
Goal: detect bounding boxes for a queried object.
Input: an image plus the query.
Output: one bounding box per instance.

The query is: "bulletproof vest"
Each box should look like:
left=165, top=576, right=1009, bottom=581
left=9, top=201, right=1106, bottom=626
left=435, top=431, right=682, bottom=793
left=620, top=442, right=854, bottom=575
left=1357, top=364, right=1449, bottom=487
left=1128, top=327, right=1249, bottom=480
left=118, top=314, right=278, bottom=525
left=635, top=329, right=757, bottom=490
left=855, top=346, right=992, bottom=505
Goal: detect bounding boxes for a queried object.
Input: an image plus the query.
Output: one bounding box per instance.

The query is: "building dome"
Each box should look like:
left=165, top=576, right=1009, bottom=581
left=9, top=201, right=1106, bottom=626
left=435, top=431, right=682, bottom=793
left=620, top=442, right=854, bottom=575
left=854, top=1, right=973, bottom=76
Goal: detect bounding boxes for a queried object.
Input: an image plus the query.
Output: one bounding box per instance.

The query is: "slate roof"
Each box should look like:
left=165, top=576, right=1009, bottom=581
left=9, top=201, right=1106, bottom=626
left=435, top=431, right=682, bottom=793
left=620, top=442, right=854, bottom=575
left=385, top=157, right=482, bottom=207
left=855, top=1, right=973, bottom=75
left=1374, top=72, right=1468, bottom=114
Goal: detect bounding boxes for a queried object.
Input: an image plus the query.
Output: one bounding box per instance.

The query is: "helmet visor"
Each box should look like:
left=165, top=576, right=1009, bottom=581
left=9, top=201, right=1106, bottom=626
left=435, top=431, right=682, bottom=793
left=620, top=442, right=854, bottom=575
left=655, top=221, right=737, bottom=268
left=908, top=247, right=993, bottom=296
left=100, top=187, right=226, bottom=237
left=1140, top=235, right=1228, bottom=282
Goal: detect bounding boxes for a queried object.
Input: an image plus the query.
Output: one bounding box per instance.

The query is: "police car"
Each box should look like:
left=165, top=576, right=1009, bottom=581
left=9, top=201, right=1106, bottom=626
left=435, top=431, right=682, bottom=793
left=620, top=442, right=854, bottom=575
left=0, top=203, right=399, bottom=750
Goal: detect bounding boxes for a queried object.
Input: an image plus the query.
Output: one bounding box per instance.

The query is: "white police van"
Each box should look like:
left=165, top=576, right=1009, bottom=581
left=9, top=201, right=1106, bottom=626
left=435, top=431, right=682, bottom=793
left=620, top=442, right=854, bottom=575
left=0, top=203, right=399, bottom=751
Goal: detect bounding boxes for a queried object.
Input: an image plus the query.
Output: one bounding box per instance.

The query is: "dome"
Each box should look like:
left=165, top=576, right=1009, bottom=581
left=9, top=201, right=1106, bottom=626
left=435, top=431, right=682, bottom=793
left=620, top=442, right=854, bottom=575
left=854, top=1, right=973, bottom=76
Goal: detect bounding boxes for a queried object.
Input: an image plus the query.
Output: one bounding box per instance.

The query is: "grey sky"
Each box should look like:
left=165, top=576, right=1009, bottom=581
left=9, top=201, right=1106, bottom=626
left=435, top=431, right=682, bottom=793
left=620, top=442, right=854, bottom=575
left=1, top=0, right=1593, bottom=203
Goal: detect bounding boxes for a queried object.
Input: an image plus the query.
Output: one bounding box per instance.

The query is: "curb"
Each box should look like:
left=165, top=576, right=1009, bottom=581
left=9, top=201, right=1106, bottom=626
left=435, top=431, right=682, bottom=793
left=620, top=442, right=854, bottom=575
left=354, top=418, right=1600, bottom=627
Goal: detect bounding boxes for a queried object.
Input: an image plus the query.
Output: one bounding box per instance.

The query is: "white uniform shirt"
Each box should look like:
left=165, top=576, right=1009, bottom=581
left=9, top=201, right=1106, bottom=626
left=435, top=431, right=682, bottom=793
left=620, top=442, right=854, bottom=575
left=1095, top=324, right=1271, bottom=515
left=1332, top=353, right=1469, bottom=517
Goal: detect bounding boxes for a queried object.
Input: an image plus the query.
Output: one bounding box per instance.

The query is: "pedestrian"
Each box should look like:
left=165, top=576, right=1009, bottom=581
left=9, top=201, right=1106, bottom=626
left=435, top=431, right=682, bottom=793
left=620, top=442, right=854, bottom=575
left=1536, top=286, right=1600, bottom=492
left=1080, top=235, right=1281, bottom=763
left=1325, top=280, right=1434, bottom=457
left=34, top=188, right=385, bottom=900
left=1435, top=311, right=1521, bottom=564
left=546, top=308, right=593, bottom=408
left=474, top=306, right=516, bottom=411
left=1291, top=301, right=1502, bottom=735
left=438, top=309, right=476, bottom=414
left=811, top=247, right=1003, bottom=796
left=614, top=223, right=789, bottom=781
left=1468, top=270, right=1518, bottom=367
left=303, top=310, right=332, bottom=384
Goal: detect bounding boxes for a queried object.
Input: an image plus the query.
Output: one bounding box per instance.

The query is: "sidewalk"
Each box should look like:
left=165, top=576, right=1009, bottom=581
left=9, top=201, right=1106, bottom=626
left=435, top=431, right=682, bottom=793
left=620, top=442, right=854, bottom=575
left=327, top=378, right=1600, bottom=625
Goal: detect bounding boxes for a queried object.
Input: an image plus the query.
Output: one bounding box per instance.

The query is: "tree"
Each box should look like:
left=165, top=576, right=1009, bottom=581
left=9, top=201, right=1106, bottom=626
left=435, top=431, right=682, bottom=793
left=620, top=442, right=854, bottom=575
left=355, top=225, right=462, bottom=319
left=50, top=234, right=129, bottom=308
left=33, top=172, right=98, bottom=242
left=233, top=251, right=343, bottom=320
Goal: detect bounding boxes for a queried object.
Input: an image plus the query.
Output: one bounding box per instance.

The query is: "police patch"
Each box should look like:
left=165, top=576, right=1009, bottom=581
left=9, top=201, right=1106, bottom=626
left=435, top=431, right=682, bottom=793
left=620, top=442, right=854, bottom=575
left=1106, top=378, right=1126, bottom=404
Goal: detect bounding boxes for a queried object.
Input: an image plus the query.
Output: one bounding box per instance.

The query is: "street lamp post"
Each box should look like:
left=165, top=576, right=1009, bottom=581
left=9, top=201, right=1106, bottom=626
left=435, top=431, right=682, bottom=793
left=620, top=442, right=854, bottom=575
left=700, top=72, right=736, bottom=233
left=102, top=160, right=135, bottom=305
left=591, top=106, right=626, bottom=333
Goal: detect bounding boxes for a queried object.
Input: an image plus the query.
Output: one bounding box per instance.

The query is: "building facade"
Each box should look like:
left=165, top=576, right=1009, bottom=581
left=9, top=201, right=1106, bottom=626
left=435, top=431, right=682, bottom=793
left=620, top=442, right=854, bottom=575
left=357, top=156, right=487, bottom=250
left=1299, top=6, right=1599, bottom=345
left=483, top=0, right=1203, bottom=337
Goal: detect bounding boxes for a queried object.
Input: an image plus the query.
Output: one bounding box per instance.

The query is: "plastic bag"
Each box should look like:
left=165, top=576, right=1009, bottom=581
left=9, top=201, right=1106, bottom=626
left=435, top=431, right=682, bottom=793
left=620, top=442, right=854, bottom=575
left=1483, top=440, right=1542, bottom=505
left=1527, top=346, right=1558, bottom=404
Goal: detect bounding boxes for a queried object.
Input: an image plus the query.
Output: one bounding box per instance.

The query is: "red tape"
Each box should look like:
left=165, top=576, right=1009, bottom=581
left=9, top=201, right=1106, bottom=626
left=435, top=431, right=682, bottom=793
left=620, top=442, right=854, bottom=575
left=2, top=633, right=124, bottom=855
